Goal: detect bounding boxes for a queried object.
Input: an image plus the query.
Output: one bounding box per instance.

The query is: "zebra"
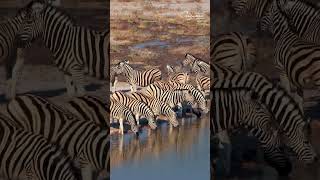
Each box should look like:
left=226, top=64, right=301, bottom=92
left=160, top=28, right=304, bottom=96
left=110, top=65, right=119, bottom=93
left=195, top=73, right=210, bottom=92
left=211, top=88, right=292, bottom=176
left=128, top=91, right=179, bottom=127
left=183, top=53, right=210, bottom=75
left=149, top=82, right=209, bottom=114
left=6, top=94, right=110, bottom=180
left=0, top=5, right=34, bottom=100
left=260, top=0, right=320, bottom=112
left=110, top=91, right=157, bottom=129
left=110, top=98, right=139, bottom=135
left=166, top=64, right=189, bottom=84
left=211, top=32, right=257, bottom=72
left=275, top=0, right=320, bottom=44
left=0, top=113, right=79, bottom=180
left=211, top=62, right=318, bottom=164
left=230, top=0, right=272, bottom=19
left=144, top=84, right=195, bottom=111
left=113, top=60, right=162, bottom=92
left=65, top=95, right=109, bottom=127
left=18, top=1, right=109, bottom=97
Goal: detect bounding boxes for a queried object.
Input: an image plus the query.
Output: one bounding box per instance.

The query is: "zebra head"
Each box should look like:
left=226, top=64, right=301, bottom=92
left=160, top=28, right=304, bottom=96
left=285, top=127, right=318, bottom=164
left=229, top=0, right=251, bottom=16
left=183, top=53, right=196, bottom=67
left=18, top=0, right=46, bottom=42
left=114, top=60, right=131, bottom=75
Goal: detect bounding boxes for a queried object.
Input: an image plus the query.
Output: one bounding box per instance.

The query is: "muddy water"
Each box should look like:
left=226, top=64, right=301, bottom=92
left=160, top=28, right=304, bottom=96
left=111, top=114, right=210, bottom=180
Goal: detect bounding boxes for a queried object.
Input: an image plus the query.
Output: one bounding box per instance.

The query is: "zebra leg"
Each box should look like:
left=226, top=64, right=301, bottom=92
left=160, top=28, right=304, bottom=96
left=64, top=74, right=76, bottom=97
left=119, top=118, right=124, bottom=135
left=135, top=114, right=140, bottom=126
left=70, top=66, right=86, bottom=96
left=216, top=130, right=232, bottom=175
left=6, top=48, right=25, bottom=100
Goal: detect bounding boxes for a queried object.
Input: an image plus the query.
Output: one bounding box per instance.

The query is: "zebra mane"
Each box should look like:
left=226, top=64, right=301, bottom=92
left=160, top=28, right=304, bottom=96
left=296, top=0, right=320, bottom=11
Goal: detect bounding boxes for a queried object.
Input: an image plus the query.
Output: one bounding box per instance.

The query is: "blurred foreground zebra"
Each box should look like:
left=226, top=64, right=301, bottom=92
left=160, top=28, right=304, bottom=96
left=18, top=1, right=109, bottom=97
left=211, top=32, right=257, bottom=72
left=113, top=60, right=162, bottom=92
left=66, top=95, right=109, bottom=127
left=7, top=94, right=110, bottom=180
left=0, top=5, right=33, bottom=99
left=211, top=88, right=292, bottom=176
left=260, top=0, right=320, bottom=111
left=211, top=63, right=318, bottom=164
left=0, top=114, right=79, bottom=180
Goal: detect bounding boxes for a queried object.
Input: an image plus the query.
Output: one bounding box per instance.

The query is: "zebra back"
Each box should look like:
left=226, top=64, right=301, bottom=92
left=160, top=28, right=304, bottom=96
left=110, top=91, right=157, bottom=129
left=211, top=32, right=256, bottom=72
left=0, top=113, right=79, bottom=180
left=230, top=0, right=272, bottom=18
left=129, top=91, right=179, bottom=127
left=115, top=60, right=162, bottom=87
left=6, top=94, right=110, bottom=171
left=66, top=95, right=109, bottom=127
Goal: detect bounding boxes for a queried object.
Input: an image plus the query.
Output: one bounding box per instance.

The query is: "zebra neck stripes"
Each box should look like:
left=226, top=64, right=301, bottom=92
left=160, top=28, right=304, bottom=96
left=0, top=114, right=78, bottom=180
left=6, top=94, right=109, bottom=173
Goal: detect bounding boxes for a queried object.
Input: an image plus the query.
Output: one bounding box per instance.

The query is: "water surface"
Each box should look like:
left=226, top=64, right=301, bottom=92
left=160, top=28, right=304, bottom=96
left=111, top=114, right=210, bottom=180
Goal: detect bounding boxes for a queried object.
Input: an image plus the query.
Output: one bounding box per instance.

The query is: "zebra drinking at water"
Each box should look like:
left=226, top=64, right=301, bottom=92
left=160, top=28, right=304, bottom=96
left=110, top=91, right=157, bottom=129
left=18, top=1, right=109, bottom=97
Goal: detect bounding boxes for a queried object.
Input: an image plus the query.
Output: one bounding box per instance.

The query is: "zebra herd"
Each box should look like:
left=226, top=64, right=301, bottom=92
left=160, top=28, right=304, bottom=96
left=210, top=0, right=320, bottom=178
left=110, top=55, right=210, bottom=135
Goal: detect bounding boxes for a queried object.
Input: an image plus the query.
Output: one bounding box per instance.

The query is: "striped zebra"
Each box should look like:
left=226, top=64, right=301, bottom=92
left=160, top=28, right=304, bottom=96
left=0, top=113, right=79, bottom=180
left=211, top=32, right=257, bottom=72
left=144, top=84, right=195, bottom=111
left=275, top=0, right=320, bottom=44
left=183, top=53, right=210, bottom=75
left=128, top=91, right=179, bottom=127
left=260, top=0, right=320, bottom=111
left=230, top=0, right=272, bottom=19
left=150, top=82, right=209, bottom=114
left=110, top=98, right=139, bottom=135
left=211, top=63, right=318, bottom=164
left=113, top=60, right=162, bottom=92
left=211, top=88, right=292, bottom=176
left=18, top=1, right=109, bottom=97
left=110, top=65, right=119, bottom=93
left=66, top=95, right=109, bottom=127
left=0, top=5, right=34, bottom=100
left=196, top=73, right=210, bottom=92
left=110, top=91, right=157, bottom=129
left=7, top=94, right=110, bottom=180
left=166, top=64, right=189, bottom=84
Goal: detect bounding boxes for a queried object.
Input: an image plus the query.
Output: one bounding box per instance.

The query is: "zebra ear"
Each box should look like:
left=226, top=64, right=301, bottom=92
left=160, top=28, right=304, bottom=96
left=185, top=53, right=195, bottom=60
left=31, top=1, right=45, bottom=15
left=166, top=65, right=174, bottom=73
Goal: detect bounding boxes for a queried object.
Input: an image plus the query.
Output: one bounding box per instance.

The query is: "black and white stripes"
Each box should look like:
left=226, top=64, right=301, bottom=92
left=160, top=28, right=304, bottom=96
left=19, top=1, right=109, bottom=96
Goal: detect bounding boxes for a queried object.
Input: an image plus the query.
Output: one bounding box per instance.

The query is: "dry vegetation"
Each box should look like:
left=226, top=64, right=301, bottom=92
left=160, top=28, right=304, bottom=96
left=111, top=0, right=210, bottom=70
